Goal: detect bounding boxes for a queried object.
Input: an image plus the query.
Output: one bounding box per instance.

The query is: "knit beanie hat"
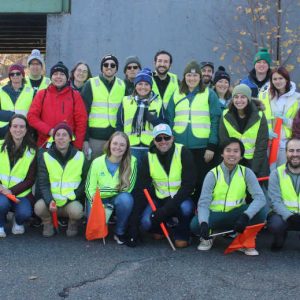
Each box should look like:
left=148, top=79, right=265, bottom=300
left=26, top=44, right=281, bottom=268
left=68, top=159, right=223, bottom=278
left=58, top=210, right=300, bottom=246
left=253, top=48, right=271, bottom=66
left=232, top=84, right=252, bottom=101
left=134, top=67, right=153, bottom=87
left=53, top=122, right=73, bottom=139
left=101, top=54, right=119, bottom=71
left=213, top=66, right=230, bottom=85
left=200, top=61, right=214, bottom=72
left=183, top=60, right=201, bottom=76
left=123, top=56, right=142, bottom=73
left=27, top=49, right=44, bottom=65
left=8, top=64, right=25, bottom=77
left=50, top=61, right=69, bottom=79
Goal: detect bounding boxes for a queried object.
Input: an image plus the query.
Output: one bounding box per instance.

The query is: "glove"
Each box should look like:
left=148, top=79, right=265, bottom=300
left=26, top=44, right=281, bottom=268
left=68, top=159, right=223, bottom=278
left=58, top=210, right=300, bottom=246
left=268, top=130, right=278, bottom=140
left=273, top=113, right=289, bottom=125
left=150, top=209, right=166, bottom=227
left=287, top=214, right=300, bottom=230
left=234, top=213, right=249, bottom=233
left=199, top=222, right=209, bottom=240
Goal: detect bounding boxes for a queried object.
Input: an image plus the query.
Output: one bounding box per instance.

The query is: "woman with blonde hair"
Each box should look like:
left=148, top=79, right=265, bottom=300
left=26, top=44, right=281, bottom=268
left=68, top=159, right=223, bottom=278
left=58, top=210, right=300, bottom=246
left=85, top=131, right=137, bottom=244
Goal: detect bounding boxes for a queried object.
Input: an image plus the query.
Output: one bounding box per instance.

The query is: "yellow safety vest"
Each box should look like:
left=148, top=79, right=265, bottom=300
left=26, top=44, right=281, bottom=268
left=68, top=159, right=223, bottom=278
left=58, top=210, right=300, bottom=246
left=24, top=76, right=51, bottom=91
left=152, top=72, right=179, bottom=109
left=91, top=154, right=137, bottom=199
left=173, top=88, right=210, bottom=138
left=210, top=165, right=247, bottom=212
left=0, top=147, right=35, bottom=197
left=89, top=76, right=125, bottom=128
left=148, top=143, right=182, bottom=199
left=278, top=164, right=300, bottom=213
left=0, top=86, right=34, bottom=129
left=122, top=95, right=163, bottom=146
left=281, top=101, right=299, bottom=139
left=223, top=110, right=262, bottom=159
left=258, top=89, right=272, bottom=130
left=43, top=151, right=84, bottom=207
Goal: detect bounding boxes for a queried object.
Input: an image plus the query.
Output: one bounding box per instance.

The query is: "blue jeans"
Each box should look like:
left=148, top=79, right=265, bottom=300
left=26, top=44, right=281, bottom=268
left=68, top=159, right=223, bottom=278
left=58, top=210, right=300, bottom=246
left=0, top=194, right=32, bottom=227
left=87, top=192, right=134, bottom=236
left=140, top=198, right=195, bottom=241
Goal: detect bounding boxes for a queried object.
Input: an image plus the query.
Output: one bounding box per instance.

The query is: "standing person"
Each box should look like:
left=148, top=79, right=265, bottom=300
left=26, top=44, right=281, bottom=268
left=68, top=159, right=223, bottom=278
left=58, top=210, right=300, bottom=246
left=269, top=67, right=300, bottom=167
left=34, top=123, right=88, bottom=237
left=190, top=138, right=266, bottom=255
left=116, top=68, right=166, bottom=166
left=219, top=84, right=269, bottom=177
left=85, top=132, right=137, bottom=244
left=152, top=50, right=179, bottom=109
left=240, top=48, right=271, bottom=98
left=27, top=61, right=87, bottom=150
left=69, top=62, right=92, bottom=93
left=0, top=114, right=37, bottom=238
left=25, top=49, right=50, bottom=95
left=134, top=124, right=195, bottom=248
left=81, top=54, right=125, bottom=159
left=123, top=56, right=141, bottom=96
left=0, top=64, right=34, bottom=140
left=200, top=61, right=214, bottom=87
left=167, top=61, right=221, bottom=202
left=267, top=138, right=300, bottom=251
left=213, top=66, right=232, bottom=111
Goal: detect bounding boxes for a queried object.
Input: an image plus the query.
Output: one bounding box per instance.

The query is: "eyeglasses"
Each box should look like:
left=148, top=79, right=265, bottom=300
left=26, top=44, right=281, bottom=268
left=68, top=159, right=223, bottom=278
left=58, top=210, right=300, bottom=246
left=76, top=68, right=88, bottom=74
left=155, top=135, right=172, bottom=142
left=103, top=63, right=116, bottom=68
left=9, top=72, right=22, bottom=77
left=127, top=65, right=139, bottom=70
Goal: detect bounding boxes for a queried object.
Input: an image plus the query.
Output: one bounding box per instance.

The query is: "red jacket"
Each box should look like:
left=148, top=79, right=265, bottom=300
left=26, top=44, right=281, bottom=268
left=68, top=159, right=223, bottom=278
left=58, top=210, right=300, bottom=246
left=27, top=84, right=87, bottom=149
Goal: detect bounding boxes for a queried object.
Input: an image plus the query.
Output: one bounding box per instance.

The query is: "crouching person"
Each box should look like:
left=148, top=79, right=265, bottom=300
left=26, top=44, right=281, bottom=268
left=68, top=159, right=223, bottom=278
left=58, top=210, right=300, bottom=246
left=267, top=138, right=300, bottom=251
left=190, top=138, right=266, bottom=255
left=140, top=124, right=196, bottom=248
left=85, top=132, right=137, bottom=245
left=35, top=123, right=88, bottom=237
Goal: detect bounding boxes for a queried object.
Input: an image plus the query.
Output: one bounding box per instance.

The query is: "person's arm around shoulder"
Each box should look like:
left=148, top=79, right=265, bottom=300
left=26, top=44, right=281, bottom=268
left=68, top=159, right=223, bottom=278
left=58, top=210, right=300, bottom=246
left=268, top=168, right=293, bottom=221
left=243, top=167, right=266, bottom=219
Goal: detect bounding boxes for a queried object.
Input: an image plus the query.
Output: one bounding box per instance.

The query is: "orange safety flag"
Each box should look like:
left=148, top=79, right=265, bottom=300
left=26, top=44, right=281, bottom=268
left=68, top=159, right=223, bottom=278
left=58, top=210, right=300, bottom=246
left=6, top=194, right=20, bottom=204
left=50, top=202, right=59, bottom=230
left=224, top=223, right=265, bottom=254
left=85, top=188, right=108, bottom=241
left=269, top=118, right=283, bottom=170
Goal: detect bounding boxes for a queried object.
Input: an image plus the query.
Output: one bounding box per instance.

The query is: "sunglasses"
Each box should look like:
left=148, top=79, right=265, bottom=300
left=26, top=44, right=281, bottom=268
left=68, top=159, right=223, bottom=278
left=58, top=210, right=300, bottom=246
left=103, top=63, right=116, bottom=68
left=9, top=72, right=22, bottom=77
left=155, top=135, right=172, bottom=142
left=127, top=65, right=139, bottom=70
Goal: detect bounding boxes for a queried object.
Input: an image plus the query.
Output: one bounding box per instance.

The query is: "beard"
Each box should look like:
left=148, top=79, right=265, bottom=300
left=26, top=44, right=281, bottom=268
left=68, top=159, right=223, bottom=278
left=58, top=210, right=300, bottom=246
left=156, top=66, right=169, bottom=76
left=288, top=158, right=300, bottom=169
left=202, top=75, right=212, bottom=84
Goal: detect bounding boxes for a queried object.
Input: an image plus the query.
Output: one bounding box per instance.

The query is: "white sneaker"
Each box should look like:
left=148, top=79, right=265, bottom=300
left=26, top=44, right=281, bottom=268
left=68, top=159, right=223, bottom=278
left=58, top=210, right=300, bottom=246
left=12, top=219, right=25, bottom=235
left=0, top=227, right=6, bottom=238
left=197, top=238, right=214, bottom=251
left=238, top=248, right=259, bottom=256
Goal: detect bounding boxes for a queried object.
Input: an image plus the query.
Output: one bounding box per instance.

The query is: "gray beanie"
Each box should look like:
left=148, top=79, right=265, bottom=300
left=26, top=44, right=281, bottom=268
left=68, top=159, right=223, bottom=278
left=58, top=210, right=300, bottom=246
left=232, top=84, right=252, bottom=101
left=27, top=49, right=44, bottom=65
left=123, top=56, right=141, bottom=73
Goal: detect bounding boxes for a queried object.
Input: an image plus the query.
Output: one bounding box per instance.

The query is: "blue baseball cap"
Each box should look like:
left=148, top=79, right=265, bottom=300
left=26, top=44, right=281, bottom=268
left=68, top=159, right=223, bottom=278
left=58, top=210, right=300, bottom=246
left=153, top=123, right=173, bottom=138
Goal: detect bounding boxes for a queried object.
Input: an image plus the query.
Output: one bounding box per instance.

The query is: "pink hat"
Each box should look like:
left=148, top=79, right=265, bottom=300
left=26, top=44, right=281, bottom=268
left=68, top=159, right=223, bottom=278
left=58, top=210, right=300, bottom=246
left=8, top=64, right=25, bottom=77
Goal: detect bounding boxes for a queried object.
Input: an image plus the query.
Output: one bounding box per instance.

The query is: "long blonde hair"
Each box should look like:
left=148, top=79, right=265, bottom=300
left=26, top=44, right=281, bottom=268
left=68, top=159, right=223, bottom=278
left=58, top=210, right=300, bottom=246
left=103, top=132, right=132, bottom=191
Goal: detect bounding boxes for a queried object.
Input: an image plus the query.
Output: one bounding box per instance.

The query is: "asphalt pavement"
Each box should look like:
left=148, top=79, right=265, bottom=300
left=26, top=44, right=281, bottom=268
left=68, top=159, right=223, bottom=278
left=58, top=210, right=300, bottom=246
left=1, top=224, right=300, bottom=300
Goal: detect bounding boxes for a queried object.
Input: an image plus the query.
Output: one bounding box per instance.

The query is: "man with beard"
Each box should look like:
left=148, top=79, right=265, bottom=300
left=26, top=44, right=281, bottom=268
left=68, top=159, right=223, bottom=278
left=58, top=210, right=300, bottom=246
left=200, top=61, right=214, bottom=87
left=240, top=48, right=271, bottom=98
left=268, top=138, right=300, bottom=251
left=152, top=50, right=179, bottom=109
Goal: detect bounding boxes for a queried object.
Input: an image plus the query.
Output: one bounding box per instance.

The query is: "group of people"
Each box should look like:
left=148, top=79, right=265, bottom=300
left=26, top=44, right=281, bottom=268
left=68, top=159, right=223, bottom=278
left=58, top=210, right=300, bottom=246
left=0, top=47, right=300, bottom=255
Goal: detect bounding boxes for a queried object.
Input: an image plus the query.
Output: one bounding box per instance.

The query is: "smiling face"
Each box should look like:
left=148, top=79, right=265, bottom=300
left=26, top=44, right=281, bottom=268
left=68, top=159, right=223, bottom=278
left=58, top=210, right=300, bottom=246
left=155, top=54, right=171, bottom=76
left=255, top=60, right=269, bottom=75
left=102, top=59, right=117, bottom=79
left=271, top=72, right=287, bottom=94
left=201, top=66, right=213, bottom=84
left=51, top=71, right=67, bottom=88
left=74, top=63, right=89, bottom=83
left=215, top=79, right=229, bottom=96
left=154, top=134, right=174, bottom=153
left=9, top=117, right=27, bottom=143
left=109, top=135, right=128, bottom=160
left=54, top=129, right=71, bottom=152
left=286, top=139, right=300, bottom=169
left=135, top=81, right=151, bottom=97
left=29, top=59, right=43, bottom=78
left=185, top=72, right=201, bottom=91
left=125, top=63, right=140, bottom=81
left=233, top=94, right=248, bottom=111
left=9, top=71, right=23, bottom=87
left=222, top=142, right=242, bottom=169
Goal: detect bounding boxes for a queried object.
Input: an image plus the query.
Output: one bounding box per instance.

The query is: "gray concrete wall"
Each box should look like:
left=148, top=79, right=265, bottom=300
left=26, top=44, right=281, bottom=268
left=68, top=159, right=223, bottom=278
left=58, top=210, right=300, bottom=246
left=46, top=0, right=233, bottom=80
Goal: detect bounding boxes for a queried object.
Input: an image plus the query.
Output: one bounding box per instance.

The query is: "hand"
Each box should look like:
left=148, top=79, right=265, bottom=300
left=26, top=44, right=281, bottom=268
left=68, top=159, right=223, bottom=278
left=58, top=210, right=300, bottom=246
left=150, top=209, right=166, bottom=227
left=234, top=213, right=249, bottom=233
left=287, top=214, right=300, bottom=230
left=49, top=129, right=54, bottom=136
left=1, top=188, right=12, bottom=195
left=49, top=200, right=57, bottom=212
left=268, top=130, right=278, bottom=140
left=83, top=141, right=91, bottom=157
left=199, top=222, right=209, bottom=240
left=274, top=113, right=289, bottom=125
left=204, top=150, right=214, bottom=163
